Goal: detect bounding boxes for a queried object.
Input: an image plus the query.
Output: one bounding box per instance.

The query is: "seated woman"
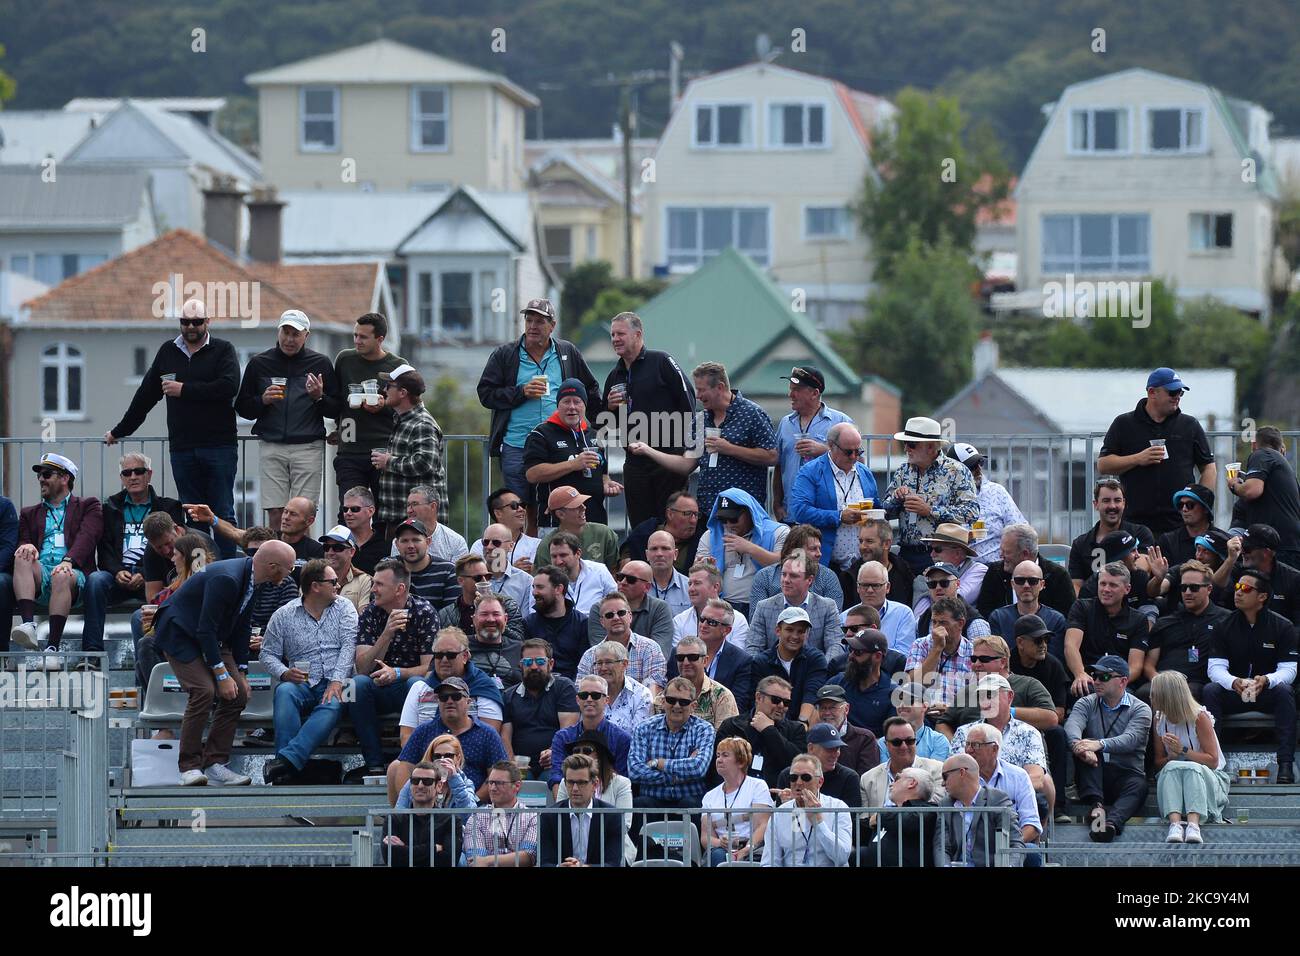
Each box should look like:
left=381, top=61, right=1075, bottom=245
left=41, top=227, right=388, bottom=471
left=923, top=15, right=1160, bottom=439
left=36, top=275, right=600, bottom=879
left=393, top=733, right=476, bottom=810
left=556, top=729, right=635, bottom=865
left=1151, top=671, right=1230, bottom=844
left=700, top=736, right=774, bottom=866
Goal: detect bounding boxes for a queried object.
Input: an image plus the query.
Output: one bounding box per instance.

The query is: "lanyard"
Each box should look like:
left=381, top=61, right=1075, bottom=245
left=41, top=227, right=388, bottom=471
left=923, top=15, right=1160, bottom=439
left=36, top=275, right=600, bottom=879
left=46, top=503, right=66, bottom=534
left=832, top=467, right=861, bottom=502
left=1100, top=699, right=1125, bottom=739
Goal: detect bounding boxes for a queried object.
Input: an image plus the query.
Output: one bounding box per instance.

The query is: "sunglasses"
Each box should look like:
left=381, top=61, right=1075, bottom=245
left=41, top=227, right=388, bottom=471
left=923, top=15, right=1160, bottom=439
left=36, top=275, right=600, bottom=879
left=342, top=506, right=367, bottom=514
left=36, top=469, right=61, bottom=480
left=481, top=538, right=507, bottom=548
left=520, top=657, right=548, bottom=667
left=323, top=542, right=352, bottom=553
left=699, top=617, right=726, bottom=628
left=1235, top=582, right=1260, bottom=593
left=410, top=777, right=440, bottom=787
left=431, top=651, right=462, bottom=660
left=319, top=578, right=341, bottom=590
left=789, top=772, right=816, bottom=783
left=436, top=692, right=466, bottom=703
left=664, top=696, right=693, bottom=708
left=1177, top=500, right=1202, bottom=511
left=675, top=653, right=704, bottom=663
left=433, top=752, right=457, bottom=761
left=576, top=691, right=606, bottom=701
left=835, top=444, right=865, bottom=458
left=969, top=654, right=1006, bottom=664
left=616, top=573, right=650, bottom=585
left=459, top=573, right=491, bottom=582
left=1011, top=576, right=1043, bottom=586
left=179, top=318, right=206, bottom=327
left=602, top=609, right=629, bottom=619
left=571, top=746, right=598, bottom=756
left=886, top=737, right=917, bottom=747
left=1180, top=582, right=1209, bottom=593
left=926, top=579, right=955, bottom=589
left=120, top=467, right=149, bottom=477
left=498, top=501, right=526, bottom=510
left=941, top=768, right=965, bottom=781
left=763, top=692, right=792, bottom=707
left=1089, top=672, right=1117, bottom=683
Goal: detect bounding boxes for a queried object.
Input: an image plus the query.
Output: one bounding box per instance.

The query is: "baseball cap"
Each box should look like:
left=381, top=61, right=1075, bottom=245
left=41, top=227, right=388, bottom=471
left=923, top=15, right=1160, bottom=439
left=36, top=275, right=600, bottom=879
left=33, top=453, right=78, bottom=479
left=1092, top=655, right=1130, bottom=678
left=776, top=606, right=812, bottom=627
left=393, top=518, right=429, bottom=538
left=1100, top=531, right=1138, bottom=562
left=714, top=496, right=745, bottom=520
left=806, top=723, right=846, bottom=748
left=434, top=676, right=471, bottom=695
left=781, top=365, right=826, bottom=391
left=278, top=309, right=310, bottom=332
left=520, top=298, right=556, bottom=320
left=1013, top=614, right=1051, bottom=641
left=547, top=486, right=591, bottom=512
left=555, top=378, right=587, bottom=403
left=389, top=367, right=426, bottom=396
left=975, top=674, right=1012, bottom=694
left=1147, top=367, right=1188, bottom=391
left=318, top=525, right=357, bottom=547
left=815, top=685, right=848, bottom=703
left=845, top=628, right=888, bottom=654
left=1243, top=524, right=1281, bottom=552
left=924, top=561, right=962, bottom=578
left=1172, top=483, right=1214, bottom=512
left=951, top=442, right=984, bottom=466
left=1194, top=529, right=1230, bottom=559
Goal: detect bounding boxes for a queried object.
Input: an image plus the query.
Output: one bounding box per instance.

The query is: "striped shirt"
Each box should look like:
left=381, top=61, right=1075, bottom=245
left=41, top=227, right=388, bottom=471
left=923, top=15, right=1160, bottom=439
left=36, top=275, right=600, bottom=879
left=251, top=578, right=300, bottom=629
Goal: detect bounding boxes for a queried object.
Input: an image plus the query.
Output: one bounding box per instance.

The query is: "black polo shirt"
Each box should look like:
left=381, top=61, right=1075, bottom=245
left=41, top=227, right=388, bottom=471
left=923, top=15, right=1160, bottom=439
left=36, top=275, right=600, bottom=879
left=1067, top=520, right=1154, bottom=581
left=975, top=556, right=1078, bottom=619
left=1100, top=401, right=1214, bottom=534
left=1208, top=608, right=1298, bottom=680
left=602, top=347, right=697, bottom=458
left=1079, top=566, right=1152, bottom=610
left=1141, top=602, right=1230, bottom=683
left=1215, top=560, right=1300, bottom=627
left=1157, top=524, right=1222, bottom=568
left=1241, top=449, right=1300, bottom=550
left=1066, top=598, right=1149, bottom=668
left=1162, top=563, right=1230, bottom=615
left=1009, top=652, right=1070, bottom=709
left=500, top=675, right=579, bottom=764
left=522, top=418, right=607, bottom=525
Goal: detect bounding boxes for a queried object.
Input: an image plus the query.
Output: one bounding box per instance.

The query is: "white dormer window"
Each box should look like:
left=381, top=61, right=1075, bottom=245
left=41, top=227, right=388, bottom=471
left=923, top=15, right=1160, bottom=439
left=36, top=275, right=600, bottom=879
left=411, top=86, right=450, bottom=152
left=300, top=87, right=339, bottom=152
left=1146, top=108, right=1205, bottom=153
left=1068, top=107, right=1130, bottom=154
left=693, top=102, right=754, bottom=148
left=767, top=102, right=827, bottom=148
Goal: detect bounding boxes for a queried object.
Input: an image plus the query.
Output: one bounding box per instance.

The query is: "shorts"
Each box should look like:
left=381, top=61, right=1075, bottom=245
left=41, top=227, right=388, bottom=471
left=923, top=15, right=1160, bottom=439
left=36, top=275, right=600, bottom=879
left=37, top=563, right=86, bottom=607
left=500, top=443, right=532, bottom=504
left=261, top=441, right=325, bottom=510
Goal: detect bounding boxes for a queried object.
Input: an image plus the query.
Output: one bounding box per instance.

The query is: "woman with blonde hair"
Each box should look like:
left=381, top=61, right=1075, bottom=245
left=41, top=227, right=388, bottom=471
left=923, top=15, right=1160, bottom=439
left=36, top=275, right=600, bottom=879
left=1151, top=671, right=1230, bottom=844
left=392, top=733, right=475, bottom=810
left=700, top=736, right=774, bottom=866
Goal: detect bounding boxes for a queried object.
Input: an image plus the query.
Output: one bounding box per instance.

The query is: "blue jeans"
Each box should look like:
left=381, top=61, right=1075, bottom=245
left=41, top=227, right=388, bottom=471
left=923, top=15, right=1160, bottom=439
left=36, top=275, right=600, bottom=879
left=170, top=444, right=239, bottom=559
left=348, top=674, right=423, bottom=767
left=274, top=679, right=344, bottom=770
left=81, top=570, right=143, bottom=653
left=0, top=572, right=12, bottom=651
left=500, top=444, right=530, bottom=504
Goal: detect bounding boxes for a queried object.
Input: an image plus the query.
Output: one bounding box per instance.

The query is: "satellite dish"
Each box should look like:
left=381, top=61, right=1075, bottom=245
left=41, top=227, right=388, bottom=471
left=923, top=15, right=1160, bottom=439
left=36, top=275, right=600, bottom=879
left=756, top=34, right=772, bottom=59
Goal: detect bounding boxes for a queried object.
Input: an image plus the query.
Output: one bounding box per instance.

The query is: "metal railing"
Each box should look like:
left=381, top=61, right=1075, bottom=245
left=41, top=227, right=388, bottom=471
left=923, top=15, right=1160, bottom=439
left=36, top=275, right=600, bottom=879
left=356, top=804, right=1017, bottom=868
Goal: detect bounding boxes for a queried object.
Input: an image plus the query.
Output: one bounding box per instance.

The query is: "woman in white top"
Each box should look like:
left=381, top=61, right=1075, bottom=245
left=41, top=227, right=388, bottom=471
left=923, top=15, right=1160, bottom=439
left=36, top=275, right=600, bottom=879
left=1150, top=671, right=1230, bottom=844
left=555, top=730, right=636, bottom=866
left=701, top=736, right=775, bottom=866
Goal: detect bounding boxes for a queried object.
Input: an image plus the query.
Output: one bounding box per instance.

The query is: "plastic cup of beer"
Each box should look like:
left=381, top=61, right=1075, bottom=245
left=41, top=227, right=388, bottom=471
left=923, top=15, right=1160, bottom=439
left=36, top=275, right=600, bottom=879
left=270, top=376, right=287, bottom=399
left=293, top=660, right=309, bottom=677
left=531, top=375, right=550, bottom=397
left=348, top=384, right=364, bottom=408
left=1149, top=438, right=1168, bottom=460
left=141, top=604, right=159, bottom=631
left=160, top=373, right=177, bottom=383
left=1227, top=461, right=1242, bottom=482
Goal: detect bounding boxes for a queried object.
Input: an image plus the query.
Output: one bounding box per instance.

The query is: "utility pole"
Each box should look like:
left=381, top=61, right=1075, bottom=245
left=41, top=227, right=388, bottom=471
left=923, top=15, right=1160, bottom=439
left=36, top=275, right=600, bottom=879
left=620, top=87, right=635, bottom=278
left=669, top=42, right=684, bottom=107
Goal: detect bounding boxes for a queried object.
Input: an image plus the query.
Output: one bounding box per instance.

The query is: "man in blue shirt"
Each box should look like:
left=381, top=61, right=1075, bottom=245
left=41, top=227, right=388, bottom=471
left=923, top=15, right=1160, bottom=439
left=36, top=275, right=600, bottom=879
left=548, top=674, right=632, bottom=795
left=830, top=629, right=896, bottom=736
left=772, top=366, right=851, bottom=521
left=391, top=676, right=509, bottom=803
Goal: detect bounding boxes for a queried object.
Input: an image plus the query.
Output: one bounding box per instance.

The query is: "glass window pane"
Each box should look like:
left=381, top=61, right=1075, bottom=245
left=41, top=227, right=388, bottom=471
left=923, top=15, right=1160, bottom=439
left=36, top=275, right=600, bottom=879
left=717, top=105, right=745, bottom=144
left=134, top=347, right=147, bottom=376
left=668, top=209, right=697, bottom=252
left=67, top=365, right=82, bottom=412
left=304, top=90, right=334, bottom=115
left=43, top=366, right=57, bottom=414
left=440, top=272, right=473, bottom=332
left=695, top=107, right=712, bottom=144
left=808, top=105, right=824, bottom=144
left=420, top=120, right=446, bottom=147
left=78, top=254, right=107, bottom=272
left=35, top=254, right=61, bottom=285
left=479, top=271, right=497, bottom=334
left=701, top=209, right=732, bottom=254
left=1150, top=109, right=1180, bottom=149
left=1071, top=111, right=1088, bottom=150
left=1186, top=110, right=1204, bottom=149
left=782, top=105, right=803, bottom=145
left=737, top=209, right=767, bottom=259
left=1190, top=214, right=1209, bottom=251
left=304, top=120, right=335, bottom=148
left=1093, top=110, right=1118, bottom=151
left=1079, top=214, right=1113, bottom=268
left=418, top=273, right=433, bottom=333
left=419, top=89, right=445, bottom=115
left=1215, top=214, right=1233, bottom=248
left=11, top=254, right=30, bottom=275
left=1041, top=216, right=1075, bottom=271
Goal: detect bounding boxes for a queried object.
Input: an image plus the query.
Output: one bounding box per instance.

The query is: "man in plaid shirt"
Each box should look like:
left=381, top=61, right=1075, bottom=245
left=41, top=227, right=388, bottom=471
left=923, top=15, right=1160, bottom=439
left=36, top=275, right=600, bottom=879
left=576, top=592, right=666, bottom=693
left=628, top=676, right=715, bottom=852
left=373, top=365, right=446, bottom=538
left=464, top=760, right=539, bottom=867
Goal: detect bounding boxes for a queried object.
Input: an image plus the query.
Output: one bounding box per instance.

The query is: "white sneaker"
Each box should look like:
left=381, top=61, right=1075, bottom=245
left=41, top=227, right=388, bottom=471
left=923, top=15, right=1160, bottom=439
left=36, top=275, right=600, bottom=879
left=41, top=648, right=65, bottom=670
left=9, top=622, right=38, bottom=651
left=204, top=763, right=252, bottom=786
left=179, top=769, right=208, bottom=786
left=1166, top=822, right=1185, bottom=843
left=1184, top=822, right=1203, bottom=844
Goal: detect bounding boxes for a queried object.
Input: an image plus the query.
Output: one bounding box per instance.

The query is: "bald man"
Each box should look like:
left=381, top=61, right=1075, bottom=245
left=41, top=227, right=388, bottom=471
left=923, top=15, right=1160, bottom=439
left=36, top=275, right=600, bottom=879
left=183, top=495, right=324, bottom=569
left=790, top=422, right=881, bottom=579
left=586, top=558, right=676, bottom=656
left=106, top=296, right=243, bottom=558
left=480, top=521, right=534, bottom=613
left=646, top=529, right=691, bottom=618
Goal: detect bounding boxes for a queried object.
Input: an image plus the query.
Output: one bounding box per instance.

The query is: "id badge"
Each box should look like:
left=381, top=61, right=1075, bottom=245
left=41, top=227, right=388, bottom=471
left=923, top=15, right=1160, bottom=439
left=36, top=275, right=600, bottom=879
left=1102, top=751, right=1111, bottom=763
left=1188, top=646, right=1199, bottom=663
left=751, top=753, right=764, bottom=772
left=52, top=532, right=65, bottom=549
left=733, top=561, right=746, bottom=579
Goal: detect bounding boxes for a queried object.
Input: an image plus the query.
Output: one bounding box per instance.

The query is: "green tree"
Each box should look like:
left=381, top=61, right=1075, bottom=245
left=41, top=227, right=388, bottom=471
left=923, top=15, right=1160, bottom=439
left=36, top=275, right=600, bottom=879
left=833, top=235, right=980, bottom=417
left=855, top=87, right=1011, bottom=279
left=0, top=41, right=17, bottom=105
left=559, top=260, right=614, bottom=330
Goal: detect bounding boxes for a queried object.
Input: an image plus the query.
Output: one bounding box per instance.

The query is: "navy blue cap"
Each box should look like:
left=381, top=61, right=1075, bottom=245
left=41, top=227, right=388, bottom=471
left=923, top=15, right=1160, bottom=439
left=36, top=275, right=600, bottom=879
left=807, top=723, right=847, bottom=748
left=556, top=378, right=587, bottom=403
left=1092, top=655, right=1130, bottom=678
left=1147, top=367, right=1188, bottom=391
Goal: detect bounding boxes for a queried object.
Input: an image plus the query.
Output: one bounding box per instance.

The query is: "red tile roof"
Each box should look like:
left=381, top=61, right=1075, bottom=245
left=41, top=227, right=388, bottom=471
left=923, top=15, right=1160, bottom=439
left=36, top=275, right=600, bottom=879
left=22, top=229, right=376, bottom=328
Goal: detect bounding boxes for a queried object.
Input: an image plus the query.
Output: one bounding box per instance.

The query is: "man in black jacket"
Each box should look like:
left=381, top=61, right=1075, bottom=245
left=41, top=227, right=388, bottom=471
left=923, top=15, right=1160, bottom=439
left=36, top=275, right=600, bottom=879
left=105, top=298, right=242, bottom=557
left=476, top=299, right=600, bottom=531
left=384, top=761, right=463, bottom=868
left=234, top=310, right=343, bottom=532
left=860, top=767, right=938, bottom=868
left=82, top=452, right=185, bottom=656
left=603, top=312, right=697, bottom=527
left=711, top=676, right=807, bottom=788
left=537, top=754, right=624, bottom=866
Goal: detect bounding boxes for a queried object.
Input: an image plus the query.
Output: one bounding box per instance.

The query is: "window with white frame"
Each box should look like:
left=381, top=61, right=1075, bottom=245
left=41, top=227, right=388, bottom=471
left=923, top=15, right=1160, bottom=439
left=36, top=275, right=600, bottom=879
left=1041, top=213, right=1150, bottom=273
left=768, top=102, right=826, bottom=147
left=411, top=86, right=449, bottom=151
left=42, top=342, right=83, bottom=416
left=1190, top=213, right=1233, bottom=251
left=1069, top=107, right=1130, bottom=154
left=300, top=87, right=339, bottom=151
left=585, top=226, right=597, bottom=260
left=805, top=205, right=852, bottom=240
left=693, top=103, right=753, bottom=148
left=1147, top=108, right=1205, bottom=153
left=666, top=207, right=769, bottom=269
left=544, top=226, right=573, bottom=276
left=415, top=268, right=504, bottom=341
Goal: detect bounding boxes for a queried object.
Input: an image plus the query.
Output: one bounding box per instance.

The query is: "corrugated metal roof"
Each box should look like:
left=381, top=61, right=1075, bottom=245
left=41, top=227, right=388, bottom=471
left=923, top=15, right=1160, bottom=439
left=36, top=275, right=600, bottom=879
left=0, top=110, right=98, bottom=165
left=281, top=190, right=448, bottom=257
left=0, top=166, right=151, bottom=228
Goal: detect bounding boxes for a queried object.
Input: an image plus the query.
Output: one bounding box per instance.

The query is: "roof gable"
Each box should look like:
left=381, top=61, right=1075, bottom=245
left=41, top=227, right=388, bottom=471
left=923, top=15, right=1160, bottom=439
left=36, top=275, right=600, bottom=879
left=64, top=102, right=260, bottom=181
left=0, top=166, right=154, bottom=230
left=396, top=186, right=527, bottom=256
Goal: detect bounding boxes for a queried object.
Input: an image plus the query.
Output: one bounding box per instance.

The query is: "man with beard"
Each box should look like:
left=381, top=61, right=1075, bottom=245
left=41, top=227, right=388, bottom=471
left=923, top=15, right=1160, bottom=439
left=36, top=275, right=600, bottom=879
left=501, top=637, right=579, bottom=779
left=537, top=486, right=619, bottom=572
left=464, top=594, right=523, bottom=688
left=396, top=626, right=505, bottom=743
left=525, top=380, right=621, bottom=528
left=523, top=566, right=589, bottom=679
left=1151, top=484, right=1220, bottom=570
left=438, top=554, right=524, bottom=649
left=829, top=628, right=896, bottom=736
left=393, top=519, right=458, bottom=610
left=881, top=417, right=979, bottom=575
left=1068, top=477, right=1154, bottom=593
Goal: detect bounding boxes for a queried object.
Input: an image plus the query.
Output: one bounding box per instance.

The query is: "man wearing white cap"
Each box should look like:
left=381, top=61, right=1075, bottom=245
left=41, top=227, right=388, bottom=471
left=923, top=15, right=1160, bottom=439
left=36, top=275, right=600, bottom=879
left=10, top=454, right=102, bottom=668
left=234, top=309, right=343, bottom=531
left=950, top=443, right=1025, bottom=564
left=882, top=417, right=979, bottom=575
left=320, top=524, right=371, bottom=612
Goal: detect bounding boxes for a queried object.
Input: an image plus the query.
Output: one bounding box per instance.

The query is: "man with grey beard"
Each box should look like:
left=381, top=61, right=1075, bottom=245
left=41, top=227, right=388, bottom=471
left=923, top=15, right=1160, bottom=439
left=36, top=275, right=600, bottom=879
left=467, top=594, right=523, bottom=688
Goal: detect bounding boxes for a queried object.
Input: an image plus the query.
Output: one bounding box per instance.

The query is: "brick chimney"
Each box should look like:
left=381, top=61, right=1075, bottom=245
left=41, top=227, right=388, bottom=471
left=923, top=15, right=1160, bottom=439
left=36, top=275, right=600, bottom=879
left=202, top=175, right=246, bottom=257
left=246, top=186, right=286, bottom=264
left=973, top=331, right=999, bottom=380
